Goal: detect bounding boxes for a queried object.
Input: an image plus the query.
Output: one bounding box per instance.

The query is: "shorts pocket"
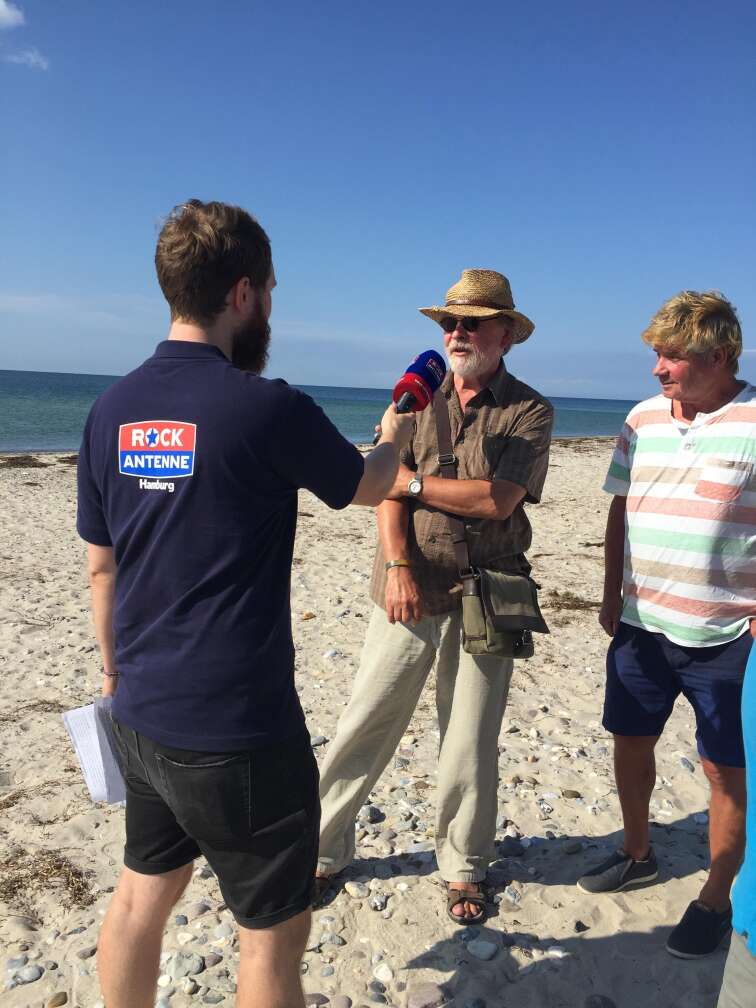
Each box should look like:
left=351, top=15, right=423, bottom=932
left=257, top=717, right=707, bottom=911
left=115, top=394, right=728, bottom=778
left=155, top=753, right=251, bottom=846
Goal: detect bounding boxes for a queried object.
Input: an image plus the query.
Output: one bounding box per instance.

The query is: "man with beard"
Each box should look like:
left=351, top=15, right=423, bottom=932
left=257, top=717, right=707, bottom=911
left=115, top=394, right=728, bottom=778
left=316, top=269, right=553, bottom=924
left=77, top=200, right=413, bottom=1008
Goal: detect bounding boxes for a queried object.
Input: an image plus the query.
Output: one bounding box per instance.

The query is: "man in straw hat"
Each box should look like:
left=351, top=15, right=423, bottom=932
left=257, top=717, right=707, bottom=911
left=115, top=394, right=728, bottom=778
left=578, top=291, right=755, bottom=961
left=316, top=269, right=554, bottom=923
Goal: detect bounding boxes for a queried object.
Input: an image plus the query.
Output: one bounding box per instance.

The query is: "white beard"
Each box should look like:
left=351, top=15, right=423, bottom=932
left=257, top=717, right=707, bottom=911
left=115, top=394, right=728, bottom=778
left=446, top=340, right=502, bottom=378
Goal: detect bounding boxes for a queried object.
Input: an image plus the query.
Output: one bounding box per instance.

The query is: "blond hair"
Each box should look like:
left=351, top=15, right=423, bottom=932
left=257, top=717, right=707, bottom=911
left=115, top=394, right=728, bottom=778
left=641, top=291, right=742, bottom=374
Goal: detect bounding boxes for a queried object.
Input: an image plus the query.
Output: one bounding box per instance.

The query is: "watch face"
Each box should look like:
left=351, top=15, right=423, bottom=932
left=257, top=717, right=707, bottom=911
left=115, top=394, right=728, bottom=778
left=409, top=478, right=422, bottom=495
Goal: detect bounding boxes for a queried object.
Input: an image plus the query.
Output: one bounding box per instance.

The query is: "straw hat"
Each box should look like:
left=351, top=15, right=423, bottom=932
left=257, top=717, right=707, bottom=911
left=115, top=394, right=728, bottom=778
left=419, top=269, right=535, bottom=343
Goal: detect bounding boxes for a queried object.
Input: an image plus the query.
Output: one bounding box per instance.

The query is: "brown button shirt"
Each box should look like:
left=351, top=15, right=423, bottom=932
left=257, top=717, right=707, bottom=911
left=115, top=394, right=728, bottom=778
left=370, top=363, right=554, bottom=615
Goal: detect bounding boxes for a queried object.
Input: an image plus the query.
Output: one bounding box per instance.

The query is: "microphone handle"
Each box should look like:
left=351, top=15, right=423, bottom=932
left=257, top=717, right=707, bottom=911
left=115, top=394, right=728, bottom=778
left=372, top=391, right=418, bottom=445
left=395, top=392, right=417, bottom=414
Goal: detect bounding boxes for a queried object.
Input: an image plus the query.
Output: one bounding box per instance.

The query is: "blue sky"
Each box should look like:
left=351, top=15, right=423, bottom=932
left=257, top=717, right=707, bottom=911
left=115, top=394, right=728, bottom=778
left=1, top=0, right=754, bottom=399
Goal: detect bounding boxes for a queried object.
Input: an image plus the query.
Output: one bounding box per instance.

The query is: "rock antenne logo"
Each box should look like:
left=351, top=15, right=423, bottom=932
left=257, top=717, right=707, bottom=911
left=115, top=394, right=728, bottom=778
left=118, top=421, right=197, bottom=478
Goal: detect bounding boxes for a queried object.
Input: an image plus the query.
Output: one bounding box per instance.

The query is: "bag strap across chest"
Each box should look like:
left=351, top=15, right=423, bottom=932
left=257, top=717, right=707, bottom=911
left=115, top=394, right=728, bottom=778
left=431, top=391, right=476, bottom=583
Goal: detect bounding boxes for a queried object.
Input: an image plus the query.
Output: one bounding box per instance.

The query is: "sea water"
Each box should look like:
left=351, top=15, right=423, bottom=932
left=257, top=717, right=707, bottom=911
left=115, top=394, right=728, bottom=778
left=0, top=369, right=634, bottom=452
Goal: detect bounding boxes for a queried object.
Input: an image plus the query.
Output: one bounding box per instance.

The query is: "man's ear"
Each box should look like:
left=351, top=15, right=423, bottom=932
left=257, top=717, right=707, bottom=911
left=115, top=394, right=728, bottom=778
left=500, top=325, right=515, bottom=354
left=709, top=345, right=728, bottom=370
left=230, top=276, right=253, bottom=314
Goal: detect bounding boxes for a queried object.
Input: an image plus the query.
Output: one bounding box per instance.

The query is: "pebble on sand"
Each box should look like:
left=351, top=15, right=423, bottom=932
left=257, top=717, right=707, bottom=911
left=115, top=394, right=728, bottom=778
left=467, top=940, right=499, bottom=961
left=169, top=951, right=205, bottom=980
left=546, top=945, right=570, bottom=959
left=17, top=964, right=45, bottom=984
left=345, top=881, right=370, bottom=899
left=373, top=962, right=394, bottom=983
left=406, top=982, right=448, bottom=1008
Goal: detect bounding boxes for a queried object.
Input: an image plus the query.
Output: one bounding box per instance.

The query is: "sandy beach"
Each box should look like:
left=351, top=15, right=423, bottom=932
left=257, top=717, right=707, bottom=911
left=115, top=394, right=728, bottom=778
left=0, top=439, right=725, bottom=1008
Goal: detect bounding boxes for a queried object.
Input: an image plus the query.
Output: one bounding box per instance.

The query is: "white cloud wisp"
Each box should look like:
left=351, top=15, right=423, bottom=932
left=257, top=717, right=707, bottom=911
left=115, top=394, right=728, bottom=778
left=0, top=1, right=24, bottom=30
left=3, top=45, right=48, bottom=70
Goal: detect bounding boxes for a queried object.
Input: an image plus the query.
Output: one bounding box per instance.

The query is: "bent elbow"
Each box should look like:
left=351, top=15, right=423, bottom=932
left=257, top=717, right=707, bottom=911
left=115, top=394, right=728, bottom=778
left=488, top=490, right=515, bottom=522
left=492, top=504, right=515, bottom=521
left=350, top=487, right=384, bottom=508
left=86, top=544, right=116, bottom=582
left=88, top=567, right=114, bottom=587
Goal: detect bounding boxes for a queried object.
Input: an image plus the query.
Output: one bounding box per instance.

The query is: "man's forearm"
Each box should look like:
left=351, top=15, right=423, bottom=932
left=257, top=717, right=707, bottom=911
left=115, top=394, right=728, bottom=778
left=376, top=498, right=410, bottom=560
left=352, top=443, right=400, bottom=507
left=90, top=571, right=117, bottom=674
left=416, top=475, right=525, bottom=521
left=603, top=496, right=627, bottom=598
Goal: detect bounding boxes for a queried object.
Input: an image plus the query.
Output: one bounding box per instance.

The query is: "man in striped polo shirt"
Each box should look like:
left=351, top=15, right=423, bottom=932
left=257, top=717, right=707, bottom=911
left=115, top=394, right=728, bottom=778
left=577, top=291, right=755, bottom=959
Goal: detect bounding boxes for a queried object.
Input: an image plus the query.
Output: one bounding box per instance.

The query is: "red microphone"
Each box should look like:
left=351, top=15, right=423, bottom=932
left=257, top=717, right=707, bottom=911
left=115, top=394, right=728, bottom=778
left=392, top=349, right=447, bottom=413
left=373, top=350, right=447, bottom=443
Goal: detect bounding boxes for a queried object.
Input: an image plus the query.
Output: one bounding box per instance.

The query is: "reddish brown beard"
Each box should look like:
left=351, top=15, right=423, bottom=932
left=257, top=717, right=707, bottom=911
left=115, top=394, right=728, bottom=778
left=231, top=303, right=271, bottom=374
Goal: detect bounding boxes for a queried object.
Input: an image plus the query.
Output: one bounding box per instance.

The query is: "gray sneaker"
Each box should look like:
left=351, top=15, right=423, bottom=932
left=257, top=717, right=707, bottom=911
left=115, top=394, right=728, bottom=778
left=577, top=847, right=658, bottom=894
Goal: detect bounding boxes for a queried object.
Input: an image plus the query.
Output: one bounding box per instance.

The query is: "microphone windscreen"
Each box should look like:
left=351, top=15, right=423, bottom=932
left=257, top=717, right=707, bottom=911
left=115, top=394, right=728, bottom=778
left=405, top=350, right=446, bottom=392
left=393, top=372, right=432, bottom=410
left=391, top=350, right=447, bottom=411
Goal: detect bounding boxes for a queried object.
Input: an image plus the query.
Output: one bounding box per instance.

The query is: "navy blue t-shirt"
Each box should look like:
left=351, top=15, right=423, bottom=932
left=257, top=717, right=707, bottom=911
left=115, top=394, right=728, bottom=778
left=77, top=340, right=364, bottom=750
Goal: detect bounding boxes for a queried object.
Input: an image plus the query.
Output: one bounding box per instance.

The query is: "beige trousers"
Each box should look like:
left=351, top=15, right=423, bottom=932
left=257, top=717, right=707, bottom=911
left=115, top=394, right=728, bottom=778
left=317, top=605, right=513, bottom=882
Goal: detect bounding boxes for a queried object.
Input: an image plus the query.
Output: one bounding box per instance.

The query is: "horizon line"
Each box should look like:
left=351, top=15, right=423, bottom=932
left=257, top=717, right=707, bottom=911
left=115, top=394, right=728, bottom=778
left=0, top=366, right=648, bottom=403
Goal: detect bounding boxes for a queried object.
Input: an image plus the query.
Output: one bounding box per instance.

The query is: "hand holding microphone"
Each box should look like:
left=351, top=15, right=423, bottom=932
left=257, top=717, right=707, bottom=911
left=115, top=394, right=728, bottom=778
left=373, top=350, right=447, bottom=444
left=377, top=402, right=415, bottom=450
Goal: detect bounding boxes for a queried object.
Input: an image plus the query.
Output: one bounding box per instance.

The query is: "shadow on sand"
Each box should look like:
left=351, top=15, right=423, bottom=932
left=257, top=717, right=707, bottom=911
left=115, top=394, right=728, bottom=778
left=402, top=918, right=728, bottom=1008
left=320, top=810, right=710, bottom=898
left=317, top=811, right=721, bottom=1008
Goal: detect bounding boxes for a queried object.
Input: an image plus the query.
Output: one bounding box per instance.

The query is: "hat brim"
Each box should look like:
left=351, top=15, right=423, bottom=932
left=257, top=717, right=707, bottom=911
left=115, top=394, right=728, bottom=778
left=418, top=305, right=535, bottom=343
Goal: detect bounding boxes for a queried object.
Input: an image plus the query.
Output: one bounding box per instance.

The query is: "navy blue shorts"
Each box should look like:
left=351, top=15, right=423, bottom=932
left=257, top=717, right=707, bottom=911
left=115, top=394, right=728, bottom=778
left=603, top=622, right=750, bottom=768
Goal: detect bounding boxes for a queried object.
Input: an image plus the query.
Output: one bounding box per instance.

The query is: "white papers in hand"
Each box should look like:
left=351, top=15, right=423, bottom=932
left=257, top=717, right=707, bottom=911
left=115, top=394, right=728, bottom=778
left=62, top=697, right=126, bottom=804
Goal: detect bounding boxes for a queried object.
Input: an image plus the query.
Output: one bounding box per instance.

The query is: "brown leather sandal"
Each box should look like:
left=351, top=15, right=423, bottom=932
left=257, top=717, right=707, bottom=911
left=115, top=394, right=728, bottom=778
left=445, top=882, right=487, bottom=925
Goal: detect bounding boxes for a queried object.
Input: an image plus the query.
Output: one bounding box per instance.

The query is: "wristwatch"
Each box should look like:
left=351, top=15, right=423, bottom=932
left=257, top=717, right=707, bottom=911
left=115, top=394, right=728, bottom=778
left=407, top=474, right=423, bottom=497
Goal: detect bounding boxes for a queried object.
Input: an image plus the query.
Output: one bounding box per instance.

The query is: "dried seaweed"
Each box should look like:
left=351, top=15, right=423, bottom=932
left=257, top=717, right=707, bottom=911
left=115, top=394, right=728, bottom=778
left=553, top=436, right=614, bottom=454
left=0, top=454, right=50, bottom=469
left=0, top=699, right=69, bottom=726
left=0, top=779, right=59, bottom=812
left=0, top=848, right=95, bottom=918
left=544, top=589, right=600, bottom=611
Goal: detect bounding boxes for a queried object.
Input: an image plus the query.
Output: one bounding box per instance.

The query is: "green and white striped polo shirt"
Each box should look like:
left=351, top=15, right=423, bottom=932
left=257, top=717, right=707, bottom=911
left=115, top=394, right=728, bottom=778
left=604, top=383, right=755, bottom=646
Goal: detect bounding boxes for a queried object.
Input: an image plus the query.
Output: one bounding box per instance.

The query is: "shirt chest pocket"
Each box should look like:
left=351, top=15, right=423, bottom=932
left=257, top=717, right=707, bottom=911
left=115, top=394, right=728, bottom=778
left=694, top=458, right=753, bottom=503
left=481, top=432, right=509, bottom=478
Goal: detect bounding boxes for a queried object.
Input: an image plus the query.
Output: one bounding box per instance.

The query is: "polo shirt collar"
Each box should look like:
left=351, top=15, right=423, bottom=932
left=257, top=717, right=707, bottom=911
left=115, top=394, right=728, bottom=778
left=442, top=359, right=510, bottom=405
left=152, top=340, right=229, bottom=361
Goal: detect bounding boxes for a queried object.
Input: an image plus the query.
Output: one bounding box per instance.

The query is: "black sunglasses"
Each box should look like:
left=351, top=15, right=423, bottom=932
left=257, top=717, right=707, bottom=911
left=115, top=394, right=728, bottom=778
left=439, top=316, right=483, bottom=333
